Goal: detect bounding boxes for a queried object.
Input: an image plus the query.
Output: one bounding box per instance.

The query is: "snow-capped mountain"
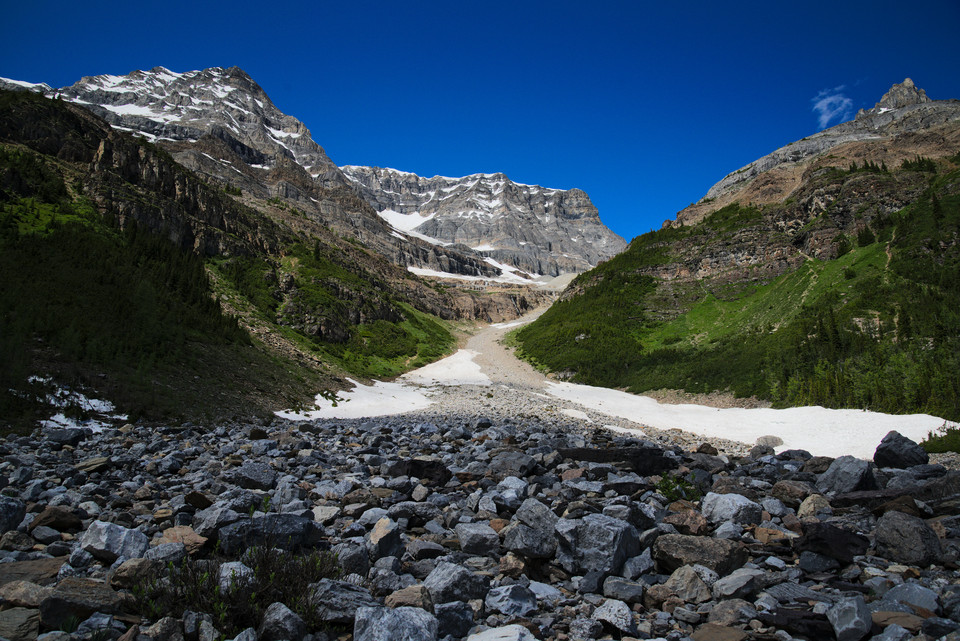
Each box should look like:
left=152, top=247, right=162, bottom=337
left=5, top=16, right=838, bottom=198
left=1, top=66, right=625, bottom=280
left=341, top=166, right=626, bottom=276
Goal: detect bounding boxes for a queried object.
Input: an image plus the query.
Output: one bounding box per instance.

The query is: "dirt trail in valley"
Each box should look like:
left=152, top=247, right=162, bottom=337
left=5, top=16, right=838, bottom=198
left=466, top=307, right=551, bottom=390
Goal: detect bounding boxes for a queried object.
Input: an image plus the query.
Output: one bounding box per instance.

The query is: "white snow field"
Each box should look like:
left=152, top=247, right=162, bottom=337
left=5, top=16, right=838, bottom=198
left=278, top=313, right=957, bottom=459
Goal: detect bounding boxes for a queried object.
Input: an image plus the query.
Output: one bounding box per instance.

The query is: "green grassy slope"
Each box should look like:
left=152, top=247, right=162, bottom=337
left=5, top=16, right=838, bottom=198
left=516, top=163, right=960, bottom=421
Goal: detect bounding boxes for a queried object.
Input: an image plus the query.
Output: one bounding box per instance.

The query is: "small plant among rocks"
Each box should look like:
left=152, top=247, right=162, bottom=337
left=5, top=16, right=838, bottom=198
left=654, top=472, right=703, bottom=502
left=133, top=544, right=340, bottom=637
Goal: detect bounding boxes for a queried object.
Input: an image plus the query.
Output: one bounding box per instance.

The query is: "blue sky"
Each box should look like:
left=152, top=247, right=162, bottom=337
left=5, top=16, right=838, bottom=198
left=2, top=1, right=959, bottom=242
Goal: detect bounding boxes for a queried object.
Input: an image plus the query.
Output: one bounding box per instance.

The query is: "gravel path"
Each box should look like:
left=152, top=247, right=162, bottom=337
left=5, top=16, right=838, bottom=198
left=399, top=308, right=755, bottom=457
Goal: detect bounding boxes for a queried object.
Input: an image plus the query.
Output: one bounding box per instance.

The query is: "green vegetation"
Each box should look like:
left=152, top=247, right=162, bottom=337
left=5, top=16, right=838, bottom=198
left=923, top=423, right=960, bottom=453
left=655, top=472, right=703, bottom=502
left=516, top=168, right=960, bottom=423
left=133, top=545, right=340, bottom=637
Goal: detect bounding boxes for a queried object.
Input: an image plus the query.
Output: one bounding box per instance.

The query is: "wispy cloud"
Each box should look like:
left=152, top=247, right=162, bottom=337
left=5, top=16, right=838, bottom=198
left=811, top=86, right=854, bottom=129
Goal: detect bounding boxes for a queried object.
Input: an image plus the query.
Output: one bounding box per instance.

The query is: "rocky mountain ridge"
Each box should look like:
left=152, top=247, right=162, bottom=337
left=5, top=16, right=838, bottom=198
left=341, top=166, right=626, bottom=277
left=671, top=79, right=960, bottom=227
left=0, top=66, right=623, bottom=281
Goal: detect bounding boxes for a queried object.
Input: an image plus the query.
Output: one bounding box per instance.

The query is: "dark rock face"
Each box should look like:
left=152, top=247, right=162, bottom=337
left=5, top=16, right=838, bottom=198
left=874, top=430, right=930, bottom=469
left=874, top=510, right=943, bottom=566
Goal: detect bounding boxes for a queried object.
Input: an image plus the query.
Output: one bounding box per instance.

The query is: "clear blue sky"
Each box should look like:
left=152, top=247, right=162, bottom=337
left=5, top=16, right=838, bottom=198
left=2, top=0, right=959, bottom=242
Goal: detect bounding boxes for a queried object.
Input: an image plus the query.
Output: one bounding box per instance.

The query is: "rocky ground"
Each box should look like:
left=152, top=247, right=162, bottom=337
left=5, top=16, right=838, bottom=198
left=1, top=404, right=959, bottom=641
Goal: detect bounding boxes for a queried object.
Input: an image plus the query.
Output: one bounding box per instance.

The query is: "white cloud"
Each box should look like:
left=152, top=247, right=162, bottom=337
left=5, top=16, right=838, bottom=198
left=811, top=86, right=854, bottom=129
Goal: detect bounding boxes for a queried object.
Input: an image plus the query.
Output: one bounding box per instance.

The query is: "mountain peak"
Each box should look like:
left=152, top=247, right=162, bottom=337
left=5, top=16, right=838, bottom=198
left=857, top=78, right=931, bottom=120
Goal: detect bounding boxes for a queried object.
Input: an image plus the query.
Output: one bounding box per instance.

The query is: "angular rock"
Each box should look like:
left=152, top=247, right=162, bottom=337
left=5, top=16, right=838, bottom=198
left=664, top=565, right=712, bottom=603
left=455, top=522, right=500, bottom=555
left=228, top=460, right=276, bottom=490
left=368, top=517, right=404, bottom=560
left=0, top=497, right=26, bottom=534
left=690, top=624, right=748, bottom=641
left=874, top=510, right=942, bottom=566
left=712, top=568, right=765, bottom=600
left=827, top=596, right=872, bottom=641
left=465, top=625, right=536, bottom=641
left=700, top=492, right=762, bottom=525
left=484, top=584, right=537, bottom=616
left=386, top=458, right=451, bottom=486
left=79, top=520, right=149, bottom=563
left=601, top=576, right=645, bottom=604
left=797, top=521, right=869, bottom=563
left=653, top=534, right=748, bottom=575
left=258, top=602, right=306, bottom=641
left=883, top=582, right=940, bottom=614
left=384, top=585, right=433, bottom=611
left=158, top=526, right=207, bottom=555
left=0, top=607, right=39, bottom=641
left=435, top=601, right=474, bottom=639
left=38, top=577, right=123, bottom=630
left=0, top=557, right=66, bottom=587
left=874, top=431, right=929, bottom=469
left=308, top=579, right=379, bottom=624
left=423, top=561, right=489, bottom=605
left=489, top=451, right=536, bottom=479
left=355, top=606, right=438, bottom=641
left=816, top=456, right=878, bottom=495
left=502, top=522, right=555, bottom=558
left=592, top=598, right=636, bottom=636
left=28, top=506, right=82, bottom=533
left=555, top=513, right=639, bottom=575
left=0, top=581, right=54, bottom=608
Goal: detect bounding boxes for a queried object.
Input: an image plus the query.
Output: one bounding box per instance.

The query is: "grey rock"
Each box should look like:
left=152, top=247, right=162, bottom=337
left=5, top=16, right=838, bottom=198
left=874, top=510, right=942, bottom=566
left=0, top=497, right=26, bottom=534
left=485, top=584, right=537, bottom=616
left=592, top=598, right=636, bottom=635
left=423, top=561, right=489, bottom=604
left=354, top=606, right=438, bottom=641
left=0, top=607, right=39, bottom=641
left=455, top=522, right=500, bottom=555
left=700, top=492, right=763, bottom=525
left=827, top=596, right=872, bottom=641
left=435, top=601, right=474, bottom=638
left=79, top=520, right=149, bottom=563
left=601, top=576, right=645, bottom=604
left=815, top=456, right=877, bottom=495
left=257, top=602, right=305, bottom=641
left=922, top=616, right=959, bottom=638
left=229, top=461, right=276, bottom=490
left=218, top=561, right=254, bottom=591
left=555, top=513, right=639, bottom=575
left=465, top=625, right=537, bottom=641
left=192, top=506, right=244, bottom=538
left=488, top=451, right=536, bottom=478
left=663, top=565, right=711, bottom=603
left=621, top=549, right=654, bottom=579
left=502, top=522, right=555, bottom=558
left=874, top=431, right=929, bottom=468
left=883, top=582, right=940, bottom=613
left=145, top=542, right=188, bottom=565
left=872, top=624, right=912, bottom=641
left=712, top=567, right=766, bottom=600
left=144, top=616, right=184, bottom=641
left=228, top=629, right=256, bottom=641
left=332, top=542, right=370, bottom=577
left=308, top=579, right=379, bottom=624
left=367, top=517, right=404, bottom=560
left=568, top=617, right=603, bottom=640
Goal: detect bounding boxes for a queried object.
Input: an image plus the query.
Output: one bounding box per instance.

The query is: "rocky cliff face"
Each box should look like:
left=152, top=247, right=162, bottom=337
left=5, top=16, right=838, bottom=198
left=341, top=166, right=626, bottom=276
left=671, top=79, right=960, bottom=227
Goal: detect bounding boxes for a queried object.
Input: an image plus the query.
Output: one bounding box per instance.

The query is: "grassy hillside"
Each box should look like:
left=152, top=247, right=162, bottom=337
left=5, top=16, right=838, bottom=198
left=0, top=92, right=463, bottom=432
left=516, top=161, right=960, bottom=421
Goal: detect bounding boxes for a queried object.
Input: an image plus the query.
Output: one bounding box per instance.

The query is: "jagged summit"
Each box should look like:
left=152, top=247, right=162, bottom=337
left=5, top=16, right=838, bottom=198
left=51, top=65, right=346, bottom=187
left=857, top=77, right=931, bottom=119
left=340, top=165, right=626, bottom=276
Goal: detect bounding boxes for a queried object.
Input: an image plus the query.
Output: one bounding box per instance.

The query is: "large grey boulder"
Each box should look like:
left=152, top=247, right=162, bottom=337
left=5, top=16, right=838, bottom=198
left=455, top=522, right=500, bottom=555
left=874, top=431, right=929, bottom=469
left=484, top=584, right=537, bottom=616
left=465, top=624, right=537, bottom=641
left=827, top=596, right=872, bottom=641
left=354, top=606, right=438, bottom=641
left=815, top=456, right=877, bottom=495
left=79, top=520, right=149, bottom=563
left=653, top=534, right=748, bottom=575
left=700, top=492, right=762, bottom=525
left=874, top=511, right=942, bottom=566
left=367, top=517, right=404, bottom=560
left=423, top=561, right=490, bottom=605
left=228, top=460, right=277, bottom=490
left=257, top=602, right=306, bottom=641
left=555, top=513, right=639, bottom=575
left=308, top=579, right=379, bottom=624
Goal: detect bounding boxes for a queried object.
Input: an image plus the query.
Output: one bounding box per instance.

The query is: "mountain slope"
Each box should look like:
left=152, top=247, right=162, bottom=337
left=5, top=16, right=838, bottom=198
left=515, top=80, right=960, bottom=421
left=0, top=89, right=547, bottom=429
